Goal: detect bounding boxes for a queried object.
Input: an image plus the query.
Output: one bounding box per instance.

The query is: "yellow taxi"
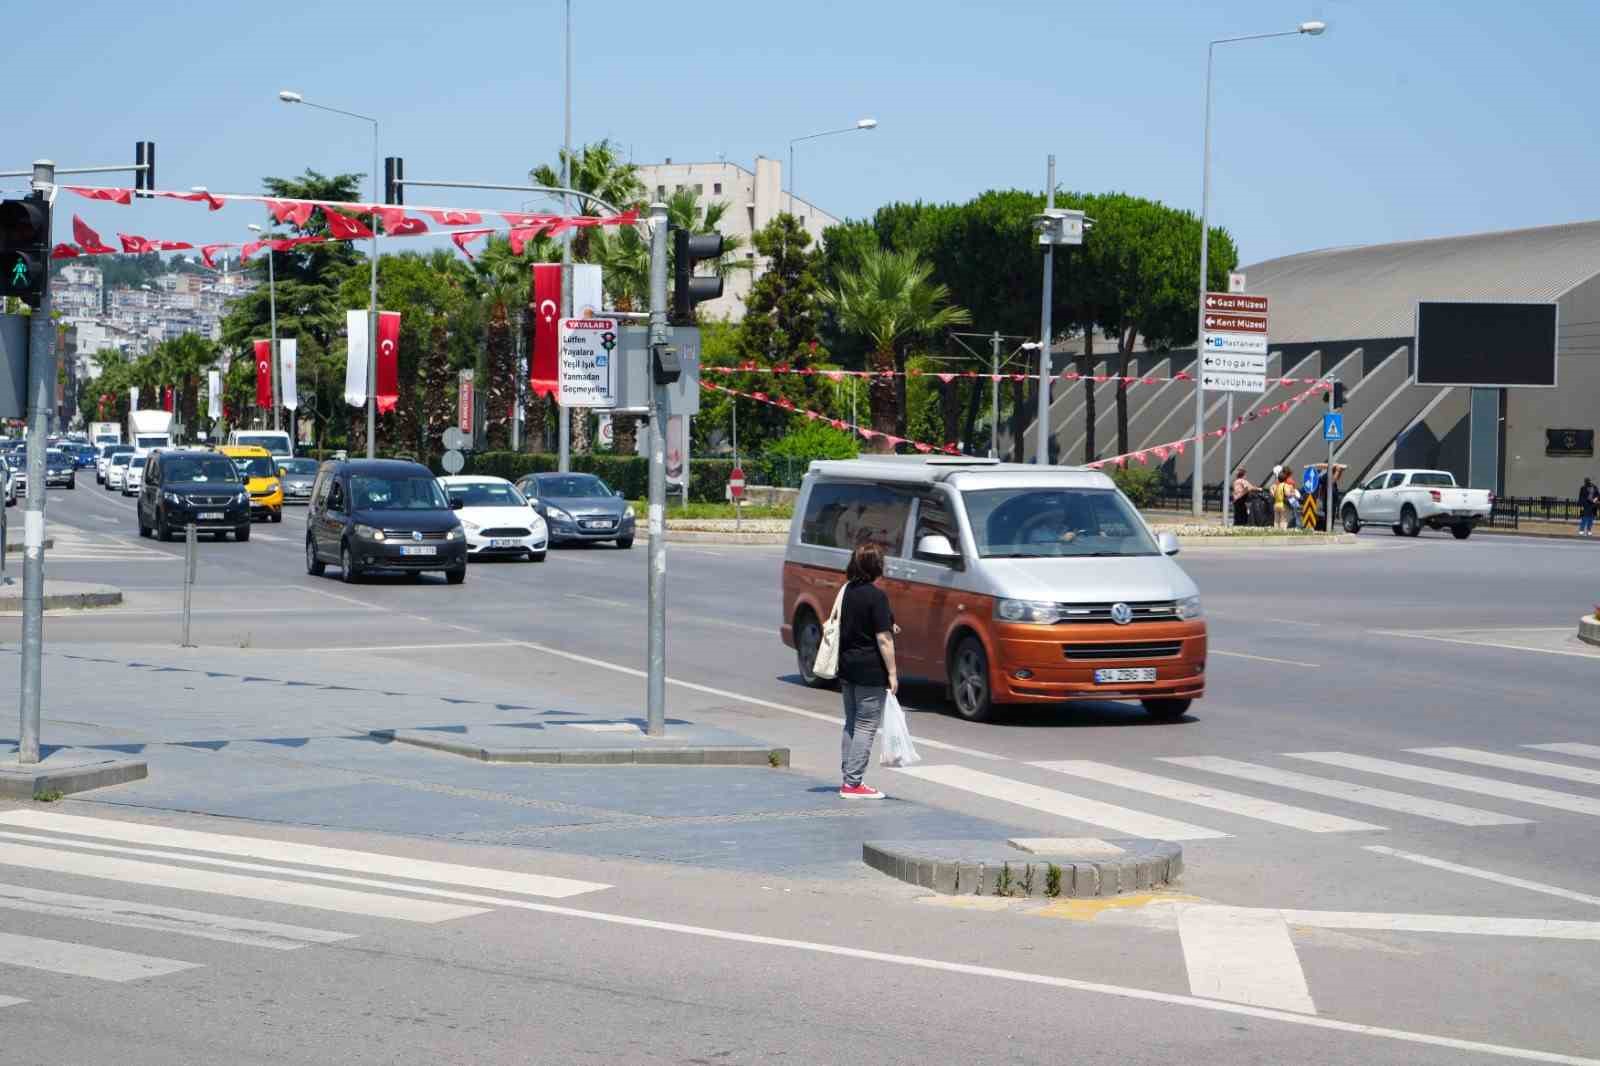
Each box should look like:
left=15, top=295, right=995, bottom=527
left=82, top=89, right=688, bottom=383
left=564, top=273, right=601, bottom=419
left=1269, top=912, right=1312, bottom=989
left=217, top=444, right=283, bottom=522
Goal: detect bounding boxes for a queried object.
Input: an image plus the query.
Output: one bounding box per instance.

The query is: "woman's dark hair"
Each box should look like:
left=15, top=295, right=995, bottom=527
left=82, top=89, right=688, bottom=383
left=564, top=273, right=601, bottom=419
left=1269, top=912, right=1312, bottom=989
left=847, top=540, right=885, bottom=583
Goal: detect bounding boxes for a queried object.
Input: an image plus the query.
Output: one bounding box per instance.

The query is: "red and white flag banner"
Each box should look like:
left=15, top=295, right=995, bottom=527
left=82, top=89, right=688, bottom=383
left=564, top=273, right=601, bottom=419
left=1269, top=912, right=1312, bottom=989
left=1082, top=382, right=1329, bottom=471
left=530, top=263, right=562, bottom=399
left=702, top=364, right=1327, bottom=388
left=254, top=340, right=273, bottom=408
left=375, top=311, right=401, bottom=415
left=701, top=381, right=961, bottom=456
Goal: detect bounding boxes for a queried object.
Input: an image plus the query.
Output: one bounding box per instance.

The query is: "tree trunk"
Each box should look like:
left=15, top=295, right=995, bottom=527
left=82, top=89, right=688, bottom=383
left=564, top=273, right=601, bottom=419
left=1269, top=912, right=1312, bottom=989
left=961, top=376, right=983, bottom=457
left=939, top=376, right=959, bottom=450
left=1116, top=322, right=1136, bottom=458
left=869, top=345, right=898, bottom=453
left=614, top=414, right=640, bottom=455
left=894, top=349, right=909, bottom=440
left=1082, top=310, right=1097, bottom=463
left=571, top=407, right=592, bottom=455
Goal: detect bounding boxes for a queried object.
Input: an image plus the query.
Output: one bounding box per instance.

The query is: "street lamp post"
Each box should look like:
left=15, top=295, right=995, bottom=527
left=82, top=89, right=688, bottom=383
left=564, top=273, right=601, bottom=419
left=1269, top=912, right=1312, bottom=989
left=1190, top=20, right=1325, bottom=516
left=246, top=223, right=279, bottom=432
left=278, top=89, right=380, bottom=459
left=788, top=118, right=877, bottom=218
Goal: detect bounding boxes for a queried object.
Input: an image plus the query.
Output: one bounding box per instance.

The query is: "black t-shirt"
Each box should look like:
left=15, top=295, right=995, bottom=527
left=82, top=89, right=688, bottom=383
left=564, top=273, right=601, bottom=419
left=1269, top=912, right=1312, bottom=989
left=838, top=580, right=894, bottom=687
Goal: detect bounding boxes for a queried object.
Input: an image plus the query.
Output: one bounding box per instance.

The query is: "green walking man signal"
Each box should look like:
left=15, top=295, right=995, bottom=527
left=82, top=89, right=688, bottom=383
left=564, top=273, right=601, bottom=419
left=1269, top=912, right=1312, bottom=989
left=0, top=195, right=50, bottom=308
left=8, top=259, right=28, bottom=287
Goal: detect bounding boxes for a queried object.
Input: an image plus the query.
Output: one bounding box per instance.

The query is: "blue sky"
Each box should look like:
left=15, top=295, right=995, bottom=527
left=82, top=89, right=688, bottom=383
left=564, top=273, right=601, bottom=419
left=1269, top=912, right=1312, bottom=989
left=5, top=0, right=1595, bottom=268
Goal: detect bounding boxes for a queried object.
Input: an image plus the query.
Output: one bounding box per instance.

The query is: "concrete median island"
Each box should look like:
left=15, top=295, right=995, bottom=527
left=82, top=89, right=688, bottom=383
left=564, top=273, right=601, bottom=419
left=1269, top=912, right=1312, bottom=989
left=863, top=837, right=1182, bottom=898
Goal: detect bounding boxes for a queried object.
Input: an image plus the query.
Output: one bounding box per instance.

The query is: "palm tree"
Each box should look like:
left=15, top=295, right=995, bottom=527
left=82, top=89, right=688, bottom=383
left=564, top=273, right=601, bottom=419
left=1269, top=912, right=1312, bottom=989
left=821, top=249, right=970, bottom=452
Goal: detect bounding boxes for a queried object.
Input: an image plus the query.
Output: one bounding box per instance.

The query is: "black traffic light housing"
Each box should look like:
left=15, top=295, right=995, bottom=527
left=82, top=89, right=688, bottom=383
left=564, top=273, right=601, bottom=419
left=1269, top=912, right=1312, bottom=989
left=1327, top=381, right=1347, bottom=409
left=0, top=194, right=51, bottom=308
left=672, top=227, right=724, bottom=325
left=652, top=342, right=683, bottom=386
left=384, top=156, right=404, bottom=206
left=135, top=141, right=156, bottom=197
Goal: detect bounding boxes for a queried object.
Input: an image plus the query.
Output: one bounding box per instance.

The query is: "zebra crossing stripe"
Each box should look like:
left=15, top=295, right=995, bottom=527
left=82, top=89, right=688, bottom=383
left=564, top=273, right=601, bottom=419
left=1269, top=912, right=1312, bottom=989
left=1286, top=753, right=1600, bottom=816
left=0, top=930, right=198, bottom=982
left=1033, top=761, right=1384, bottom=833
left=1158, top=756, right=1529, bottom=827
left=1409, top=747, right=1600, bottom=787
left=1526, top=743, right=1600, bottom=760
left=0, top=881, right=354, bottom=950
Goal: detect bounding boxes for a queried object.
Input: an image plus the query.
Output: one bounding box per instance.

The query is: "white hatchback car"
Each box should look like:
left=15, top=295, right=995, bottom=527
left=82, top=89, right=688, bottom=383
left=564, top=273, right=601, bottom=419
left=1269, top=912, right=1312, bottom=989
left=122, top=454, right=147, bottom=497
left=437, top=475, right=548, bottom=562
left=106, top=452, right=132, bottom=491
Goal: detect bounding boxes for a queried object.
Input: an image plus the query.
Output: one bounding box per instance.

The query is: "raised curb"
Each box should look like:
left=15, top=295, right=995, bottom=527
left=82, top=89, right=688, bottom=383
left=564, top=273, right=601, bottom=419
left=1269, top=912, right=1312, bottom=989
left=1167, top=533, right=1359, bottom=549
left=656, top=530, right=788, bottom=545
left=370, top=729, right=789, bottom=767
left=863, top=837, right=1182, bottom=898
left=1578, top=616, right=1600, bottom=648
left=0, top=581, right=123, bottom=612
left=0, top=756, right=148, bottom=799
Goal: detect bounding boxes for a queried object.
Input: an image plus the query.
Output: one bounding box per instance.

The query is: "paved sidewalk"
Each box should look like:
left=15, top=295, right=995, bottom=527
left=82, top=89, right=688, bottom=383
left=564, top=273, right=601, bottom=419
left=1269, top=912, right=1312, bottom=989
left=0, top=642, right=1026, bottom=881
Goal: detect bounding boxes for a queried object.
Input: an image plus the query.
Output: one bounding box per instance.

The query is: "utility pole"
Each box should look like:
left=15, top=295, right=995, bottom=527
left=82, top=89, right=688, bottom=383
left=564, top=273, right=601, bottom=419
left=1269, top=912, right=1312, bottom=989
left=1035, top=154, right=1055, bottom=466
left=557, top=0, right=574, bottom=473
left=990, top=330, right=1001, bottom=459
left=645, top=202, right=669, bottom=737
left=18, top=160, right=54, bottom=765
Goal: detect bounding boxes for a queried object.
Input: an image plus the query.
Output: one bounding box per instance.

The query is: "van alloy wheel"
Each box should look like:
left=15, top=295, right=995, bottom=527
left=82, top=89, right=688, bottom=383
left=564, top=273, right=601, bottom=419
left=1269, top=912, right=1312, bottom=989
left=949, top=636, right=993, bottom=722
left=796, top=611, right=826, bottom=687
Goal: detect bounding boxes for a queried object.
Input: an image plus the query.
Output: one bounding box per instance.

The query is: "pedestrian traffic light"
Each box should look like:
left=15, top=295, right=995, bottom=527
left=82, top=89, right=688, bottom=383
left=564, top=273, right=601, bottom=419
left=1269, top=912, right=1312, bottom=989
left=672, top=227, right=724, bottom=325
left=135, top=141, right=156, bottom=197
left=1327, top=381, right=1346, bottom=409
left=0, top=194, right=50, bottom=308
left=384, top=157, right=404, bottom=206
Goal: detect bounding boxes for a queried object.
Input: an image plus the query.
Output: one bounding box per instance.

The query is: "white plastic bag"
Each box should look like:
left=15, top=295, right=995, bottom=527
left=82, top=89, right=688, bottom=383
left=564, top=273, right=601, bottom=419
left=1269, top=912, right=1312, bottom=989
left=812, top=585, right=846, bottom=680
left=878, top=692, right=921, bottom=768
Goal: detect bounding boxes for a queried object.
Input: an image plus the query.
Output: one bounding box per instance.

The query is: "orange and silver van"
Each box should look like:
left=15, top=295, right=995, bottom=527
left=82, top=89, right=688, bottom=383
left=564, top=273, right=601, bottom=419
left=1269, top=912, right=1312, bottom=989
left=781, top=457, right=1206, bottom=722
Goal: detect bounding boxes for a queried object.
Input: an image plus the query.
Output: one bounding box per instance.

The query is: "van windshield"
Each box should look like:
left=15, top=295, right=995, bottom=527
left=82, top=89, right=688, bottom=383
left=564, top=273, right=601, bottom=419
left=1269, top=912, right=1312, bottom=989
left=962, top=487, right=1159, bottom=558
left=350, top=475, right=449, bottom=512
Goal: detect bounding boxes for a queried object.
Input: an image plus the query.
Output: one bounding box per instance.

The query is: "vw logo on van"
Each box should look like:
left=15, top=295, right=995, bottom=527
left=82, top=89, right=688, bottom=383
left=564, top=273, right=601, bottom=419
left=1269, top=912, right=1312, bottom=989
left=411, top=530, right=423, bottom=543
left=1110, top=602, right=1134, bottom=626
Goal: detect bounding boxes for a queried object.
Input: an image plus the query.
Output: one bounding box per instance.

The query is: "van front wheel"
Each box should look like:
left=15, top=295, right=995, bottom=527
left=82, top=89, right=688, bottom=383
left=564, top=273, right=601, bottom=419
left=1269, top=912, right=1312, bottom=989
left=949, top=636, right=994, bottom=722
left=795, top=609, right=829, bottom=688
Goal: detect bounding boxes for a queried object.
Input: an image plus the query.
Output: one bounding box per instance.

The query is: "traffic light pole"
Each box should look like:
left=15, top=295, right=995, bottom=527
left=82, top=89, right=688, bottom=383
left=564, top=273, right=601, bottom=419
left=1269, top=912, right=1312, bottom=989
left=18, top=161, right=55, bottom=765
left=645, top=201, right=669, bottom=738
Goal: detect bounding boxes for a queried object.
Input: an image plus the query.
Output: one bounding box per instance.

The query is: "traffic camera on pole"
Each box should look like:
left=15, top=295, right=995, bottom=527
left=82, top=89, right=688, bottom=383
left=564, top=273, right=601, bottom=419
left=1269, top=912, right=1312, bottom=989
left=0, top=194, right=50, bottom=308
left=384, top=157, right=404, bottom=205
left=672, top=227, right=724, bottom=325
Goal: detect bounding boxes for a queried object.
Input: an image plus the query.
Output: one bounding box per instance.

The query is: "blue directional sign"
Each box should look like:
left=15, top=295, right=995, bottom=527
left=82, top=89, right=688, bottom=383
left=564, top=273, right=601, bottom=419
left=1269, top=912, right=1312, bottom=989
left=1323, top=412, right=1344, bottom=442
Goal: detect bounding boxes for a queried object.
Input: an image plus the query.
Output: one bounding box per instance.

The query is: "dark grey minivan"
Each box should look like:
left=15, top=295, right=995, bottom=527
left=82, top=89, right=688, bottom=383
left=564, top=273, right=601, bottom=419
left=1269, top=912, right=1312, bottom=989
left=305, top=459, right=468, bottom=584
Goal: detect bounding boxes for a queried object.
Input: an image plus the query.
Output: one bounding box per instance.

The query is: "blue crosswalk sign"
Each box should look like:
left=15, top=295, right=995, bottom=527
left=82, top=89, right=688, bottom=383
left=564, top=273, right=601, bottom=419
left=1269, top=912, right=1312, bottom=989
left=1323, top=413, right=1344, bottom=441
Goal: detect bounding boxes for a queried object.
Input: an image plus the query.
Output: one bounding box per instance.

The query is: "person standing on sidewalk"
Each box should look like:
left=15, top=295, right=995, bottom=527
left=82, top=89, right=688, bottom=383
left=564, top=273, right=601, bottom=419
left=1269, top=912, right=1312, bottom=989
left=837, top=541, right=897, bottom=799
left=1579, top=477, right=1598, bottom=537
left=1232, top=467, right=1257, bottom=526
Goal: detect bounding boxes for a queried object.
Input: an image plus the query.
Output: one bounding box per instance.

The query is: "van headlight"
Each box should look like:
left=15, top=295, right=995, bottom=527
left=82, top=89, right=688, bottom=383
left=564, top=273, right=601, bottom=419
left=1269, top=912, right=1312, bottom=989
left=1175, top=595, right=1204, bottom=620
left=996, top=599, right=1065, bottom=624
left=354, top=523, right=386, bottom=542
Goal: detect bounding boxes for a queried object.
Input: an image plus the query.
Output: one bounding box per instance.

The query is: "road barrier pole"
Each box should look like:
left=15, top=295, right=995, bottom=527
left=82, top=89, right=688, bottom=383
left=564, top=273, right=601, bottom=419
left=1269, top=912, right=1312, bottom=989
left=645, top=202, right=669, bottom=738
left=181, top=523, right=197, bottom=647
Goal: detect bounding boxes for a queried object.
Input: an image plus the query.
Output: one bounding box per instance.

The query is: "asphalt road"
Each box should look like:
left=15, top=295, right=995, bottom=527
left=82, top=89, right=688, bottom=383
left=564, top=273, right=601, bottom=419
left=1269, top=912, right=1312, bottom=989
left=2, top=480, right=1598, bottom=1064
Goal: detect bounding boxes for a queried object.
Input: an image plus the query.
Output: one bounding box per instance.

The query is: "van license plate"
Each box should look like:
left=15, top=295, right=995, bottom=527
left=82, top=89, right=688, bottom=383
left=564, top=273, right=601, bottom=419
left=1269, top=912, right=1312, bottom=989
left=197, top=512, right=223, bottom=521
left=401, top=546, right=436, bottom=556
left=1095, top=667, right=1156, bottom=684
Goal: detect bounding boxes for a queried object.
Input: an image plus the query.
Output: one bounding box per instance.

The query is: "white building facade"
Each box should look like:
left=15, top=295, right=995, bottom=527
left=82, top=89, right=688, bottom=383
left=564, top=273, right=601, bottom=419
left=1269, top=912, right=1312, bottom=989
left=630, top=157, right=840, bottom=321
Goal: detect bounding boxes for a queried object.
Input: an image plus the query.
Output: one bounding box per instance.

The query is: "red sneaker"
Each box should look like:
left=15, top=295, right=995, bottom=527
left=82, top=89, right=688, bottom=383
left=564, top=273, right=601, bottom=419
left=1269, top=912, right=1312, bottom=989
left=839, top=784, right=885, bottom=800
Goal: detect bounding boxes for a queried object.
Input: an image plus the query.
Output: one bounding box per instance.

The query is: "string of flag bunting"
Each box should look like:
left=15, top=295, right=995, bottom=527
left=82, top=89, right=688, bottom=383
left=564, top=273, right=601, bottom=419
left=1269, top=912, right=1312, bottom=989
left=50, top=184, right=640, bottom=267
left=1083, top=381, right=1331, bottom=470
left=700, top=381, right=963, bottom=455
left=701, top=364, right=1327, bottom=387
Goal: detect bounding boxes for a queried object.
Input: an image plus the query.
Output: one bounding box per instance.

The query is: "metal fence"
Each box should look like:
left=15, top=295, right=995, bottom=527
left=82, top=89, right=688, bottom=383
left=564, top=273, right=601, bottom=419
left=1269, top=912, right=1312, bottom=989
left=1145, top=486, right=1224, bottom=513
left=1497, top=496, right=1584, bottom=524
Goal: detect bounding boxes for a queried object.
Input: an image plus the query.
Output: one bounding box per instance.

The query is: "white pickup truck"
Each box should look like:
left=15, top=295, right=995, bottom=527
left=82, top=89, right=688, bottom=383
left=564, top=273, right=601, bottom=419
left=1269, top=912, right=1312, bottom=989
left=1340, top=469, right=1493, bottom=539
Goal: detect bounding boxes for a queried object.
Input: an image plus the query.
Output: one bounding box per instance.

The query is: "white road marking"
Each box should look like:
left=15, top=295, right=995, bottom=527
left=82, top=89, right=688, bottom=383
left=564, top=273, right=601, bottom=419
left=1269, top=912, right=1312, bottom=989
left=311, top=641, right=519, bottom=653
left=318, top=892, right=1600, bottom=1065
left=1279, top=910, right=1600, bottom=941
left=0, top=881, right=355, bottom=949
left=1033, top=761, right=1382, bottom=833
left=1178, top=904, right=1316, bottom=1014
left=894, top=765, right=1227, bottom=840
left=1527, top=743, right=1600, bottom=761
left=1370, top=629, right=1600, bottom=659
left=561, top=722, right=641, bottom=733
left=0, top=810, right=609, bottom=898
left=564, top=593, right=632, bottom=609
left=1364, top=847, right=1600, bottom=907
left=1159, top=756, right=1529, bottom=827
left=0, top=996, right=25, bottom=1008
left=1210, top=650, right=1320, bottom=668
left=1008, top=838, right=1126, bottom=857
left=0, top=930, right=198, bottom=982
left=299, top=585, right=383, bottom=609
left=1285, top=753, right=1600, bottom=816
left=0, top=839, right=485, bottom=923
left=1411, top=747, right=1600, bottom=786
left=252, top=532, right=287, bottom=542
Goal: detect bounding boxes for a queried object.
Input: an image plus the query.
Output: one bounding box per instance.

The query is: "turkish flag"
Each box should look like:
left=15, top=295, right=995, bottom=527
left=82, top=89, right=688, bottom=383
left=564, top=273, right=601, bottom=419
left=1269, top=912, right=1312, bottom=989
left=200, top=243, right=232, bottom=269
left=531, top=263, right=561, bottom=398
left=156, top=190, right=225, bottom=211
left=322, top=208, right=374, bottom=240
left=426, top=209, right=482, bottom=226
left=162, top=386, right=174, bottom=412
left=72, top=216, right=115, bottom=254
left=67, top=187, right=133, bottom=205
left=375, top=311, right=400, bottom=414
left=254, top=340, right=273, bottom=408
left=150, top=240, right=193, bottom=252
left=450, top=230, right=490, bottom=260
left=502, top=212, right=554, bottom=229
left=51, top=244, right=79, bottom=260
left=118, top=234, right=154, bottom=254
left=239, top=240, right=265, bottom=263
left=266, top=199, right=314, bottom=227
left=387, top=216, right=428, bottom=237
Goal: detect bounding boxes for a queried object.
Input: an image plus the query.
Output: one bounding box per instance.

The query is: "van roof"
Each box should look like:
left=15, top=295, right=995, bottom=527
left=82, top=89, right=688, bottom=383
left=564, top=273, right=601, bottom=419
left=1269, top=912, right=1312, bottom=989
left=805, top=456, right=1116, bottom=490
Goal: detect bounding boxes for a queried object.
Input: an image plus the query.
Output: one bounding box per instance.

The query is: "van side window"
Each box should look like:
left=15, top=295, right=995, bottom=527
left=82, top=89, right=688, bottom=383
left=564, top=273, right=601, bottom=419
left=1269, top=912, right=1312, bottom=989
left=145, top=456, right=159, bottom=484
left=915, top=494, right=955, bottom=546
left=328, top=479, right=346, bottom=513
left=800, top=483, right=909, bottom=553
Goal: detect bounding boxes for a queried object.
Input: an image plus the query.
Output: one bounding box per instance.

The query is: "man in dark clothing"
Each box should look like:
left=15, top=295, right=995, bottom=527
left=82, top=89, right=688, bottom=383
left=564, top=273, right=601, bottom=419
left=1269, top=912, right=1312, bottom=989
left=1578, top=477, right=1597, bottom=537
left=836, top=541, right=897, bottom=799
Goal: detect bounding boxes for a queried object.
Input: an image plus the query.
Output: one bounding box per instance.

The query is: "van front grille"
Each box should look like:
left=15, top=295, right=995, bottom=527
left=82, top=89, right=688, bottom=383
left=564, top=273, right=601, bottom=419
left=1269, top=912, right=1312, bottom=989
left=1062, top=642, right=1182, bottom=661
left=1052, top=601, right=1179, bottom=623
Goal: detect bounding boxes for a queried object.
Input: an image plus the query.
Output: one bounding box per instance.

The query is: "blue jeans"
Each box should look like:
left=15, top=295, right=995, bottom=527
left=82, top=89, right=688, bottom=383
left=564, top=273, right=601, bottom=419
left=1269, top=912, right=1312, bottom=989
left=840, top=682, right=885, bottom=787
left=1581, top=514, right=1595, bottom=534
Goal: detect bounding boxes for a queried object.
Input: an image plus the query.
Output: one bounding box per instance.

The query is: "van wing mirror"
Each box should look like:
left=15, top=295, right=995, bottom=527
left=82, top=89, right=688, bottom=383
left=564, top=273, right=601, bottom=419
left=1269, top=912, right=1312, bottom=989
left=914, top=533, right=961, bottom=565
left=449, top=497, right=464, bottom=510
left=1158, top=531, right=1181, bottom=556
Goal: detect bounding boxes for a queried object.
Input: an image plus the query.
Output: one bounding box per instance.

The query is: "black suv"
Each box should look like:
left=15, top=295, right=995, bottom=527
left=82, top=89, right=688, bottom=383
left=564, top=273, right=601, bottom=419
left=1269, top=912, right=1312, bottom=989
left=138, top=448, right=253, bottom=541
left=306, top=458, right=467, bottom=583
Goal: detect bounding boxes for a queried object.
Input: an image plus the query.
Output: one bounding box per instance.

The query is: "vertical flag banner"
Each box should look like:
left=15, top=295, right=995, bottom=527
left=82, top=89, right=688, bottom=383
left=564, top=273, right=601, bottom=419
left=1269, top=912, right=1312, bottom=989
left=280, top=339, right=299, bottom=411
left=531, top=263, right=561, bottom=398
left=207, top=369, right=222, bottom=419
left=253, top=340, right=273, bottom=408
left=162, top=386, right=174, bottom=412
left=344, top=310, right=369, bottom=407
left=375, top=311, right=400, bottom=414
left=130, top=386, right=140, bottom=411
left=572, top=263, right=603, bottom=317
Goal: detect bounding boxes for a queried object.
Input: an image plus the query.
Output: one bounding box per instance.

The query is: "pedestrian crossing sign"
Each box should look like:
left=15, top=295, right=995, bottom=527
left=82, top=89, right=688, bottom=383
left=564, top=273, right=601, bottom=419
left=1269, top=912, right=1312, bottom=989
left=1323, top=413, right=1344, bottom=441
